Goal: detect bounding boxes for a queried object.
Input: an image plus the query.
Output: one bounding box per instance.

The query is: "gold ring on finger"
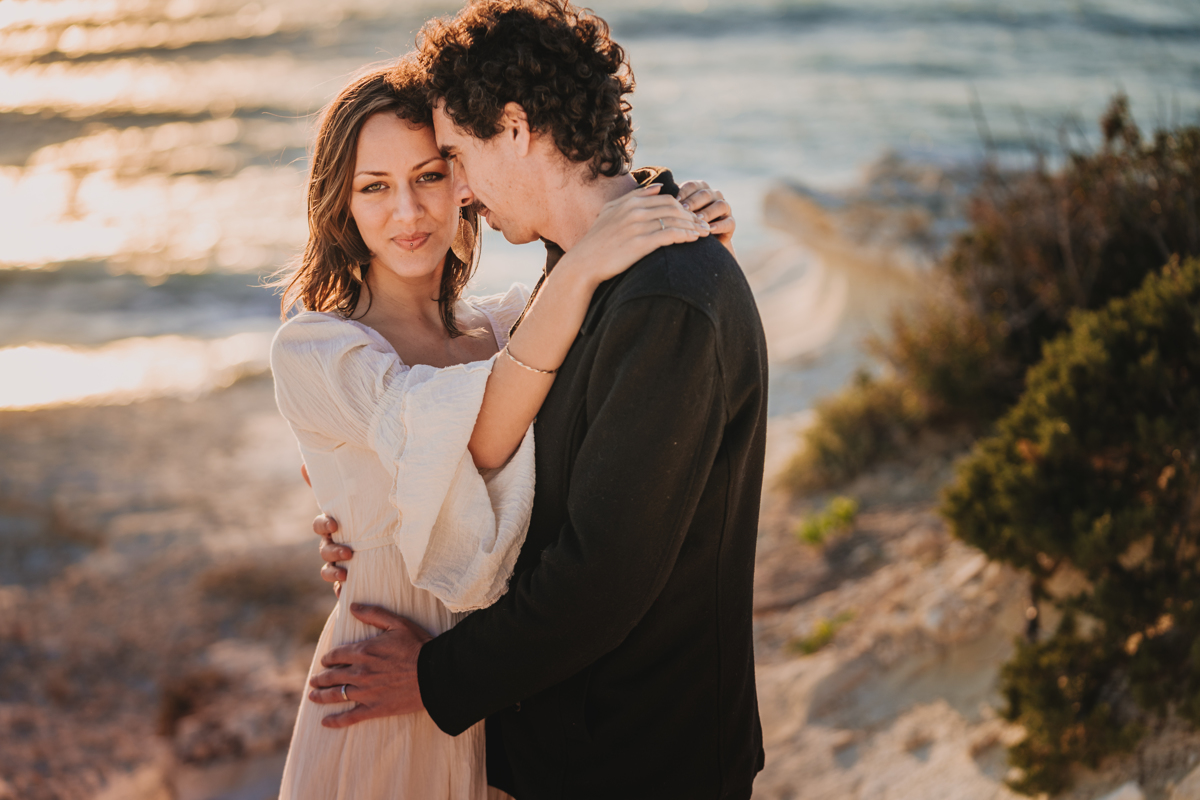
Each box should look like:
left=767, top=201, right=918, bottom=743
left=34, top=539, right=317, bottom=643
left=340, top=684, right=350, bottom=702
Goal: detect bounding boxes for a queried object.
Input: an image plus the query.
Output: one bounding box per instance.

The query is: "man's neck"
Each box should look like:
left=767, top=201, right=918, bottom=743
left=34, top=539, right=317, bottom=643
left=539, top=170, right=639, bottom=252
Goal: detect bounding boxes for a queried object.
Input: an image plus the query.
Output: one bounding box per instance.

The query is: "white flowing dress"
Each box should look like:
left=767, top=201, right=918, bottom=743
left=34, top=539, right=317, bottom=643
left=270, top=284, right=534, bottom=800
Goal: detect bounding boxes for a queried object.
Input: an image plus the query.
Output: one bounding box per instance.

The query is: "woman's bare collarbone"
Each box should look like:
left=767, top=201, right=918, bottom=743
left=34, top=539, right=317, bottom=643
left=369, top=303, right=499, bottom=369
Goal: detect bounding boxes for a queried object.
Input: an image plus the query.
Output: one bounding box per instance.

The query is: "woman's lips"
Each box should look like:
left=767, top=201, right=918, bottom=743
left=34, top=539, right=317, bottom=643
left=392, top=233, right=431, bottom=251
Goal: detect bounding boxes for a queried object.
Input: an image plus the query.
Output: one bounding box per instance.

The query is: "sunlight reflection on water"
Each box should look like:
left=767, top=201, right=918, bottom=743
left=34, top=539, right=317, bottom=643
left=0, top=330, right=273, bottom=409
left=0, top=163, right=306, bottom=270
left=1, top=0, right=1197, bottom=412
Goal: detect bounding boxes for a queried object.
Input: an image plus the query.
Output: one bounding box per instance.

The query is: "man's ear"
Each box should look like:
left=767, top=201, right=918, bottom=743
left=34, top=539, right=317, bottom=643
left=501, top=102, right=531, bottom=158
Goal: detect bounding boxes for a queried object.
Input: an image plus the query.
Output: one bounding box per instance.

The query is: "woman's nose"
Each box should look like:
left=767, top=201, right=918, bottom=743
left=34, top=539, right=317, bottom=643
left=390, top=188, right=422, bottom=222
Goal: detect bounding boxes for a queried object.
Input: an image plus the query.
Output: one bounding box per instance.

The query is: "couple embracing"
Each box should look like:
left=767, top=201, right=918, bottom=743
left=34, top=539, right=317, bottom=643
left=269, top=1, right=768, bottom=797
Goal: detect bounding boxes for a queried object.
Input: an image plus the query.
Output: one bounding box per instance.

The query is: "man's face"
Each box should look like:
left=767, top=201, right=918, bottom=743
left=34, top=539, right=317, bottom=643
left=432, top=102, right=540, bottom=245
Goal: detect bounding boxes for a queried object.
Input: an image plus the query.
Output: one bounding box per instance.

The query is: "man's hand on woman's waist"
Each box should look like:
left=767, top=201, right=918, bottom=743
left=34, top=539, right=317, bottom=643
left=307, top=603, right=431, bottom=727
left=304, top=460, right=430, bottom=728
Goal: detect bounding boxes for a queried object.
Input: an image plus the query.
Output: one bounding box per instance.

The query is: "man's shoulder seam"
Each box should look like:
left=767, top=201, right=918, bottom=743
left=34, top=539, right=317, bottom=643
left=600, top=289, right=732, bottom=426
left=603, top=289, right=721, bottom=332
left=611, top=245, right=731, bottom=324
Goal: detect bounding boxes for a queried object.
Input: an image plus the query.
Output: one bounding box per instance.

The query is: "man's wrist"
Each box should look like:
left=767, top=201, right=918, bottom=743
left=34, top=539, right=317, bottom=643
left=415, top=632, right=479, bottom=737
left=412, top=639, right=429, bottom=715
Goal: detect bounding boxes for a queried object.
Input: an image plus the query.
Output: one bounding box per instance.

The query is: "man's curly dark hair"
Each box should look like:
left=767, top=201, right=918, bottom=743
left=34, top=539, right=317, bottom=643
left=417, top=0, right=636, bottom=179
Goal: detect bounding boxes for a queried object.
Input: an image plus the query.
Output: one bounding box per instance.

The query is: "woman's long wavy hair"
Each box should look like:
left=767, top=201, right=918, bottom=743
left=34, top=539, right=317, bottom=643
left=277, top=60, right=480, bottom=336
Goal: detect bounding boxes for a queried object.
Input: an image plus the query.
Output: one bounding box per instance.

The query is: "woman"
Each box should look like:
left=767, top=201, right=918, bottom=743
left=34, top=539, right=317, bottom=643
left=270, top=61, right=733, bottom=799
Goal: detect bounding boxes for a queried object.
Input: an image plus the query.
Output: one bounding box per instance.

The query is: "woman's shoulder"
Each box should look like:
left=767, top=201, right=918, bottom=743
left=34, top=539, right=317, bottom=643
left=270, top=311, right=394, bottom=373
left=465, top=281, right=533, bottom=309
left=465, top=281, right=533, bottom=335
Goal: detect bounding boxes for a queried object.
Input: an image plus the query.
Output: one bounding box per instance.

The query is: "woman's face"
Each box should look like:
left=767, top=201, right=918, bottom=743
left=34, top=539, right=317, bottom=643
left=349, top=113, right=468, bottom=283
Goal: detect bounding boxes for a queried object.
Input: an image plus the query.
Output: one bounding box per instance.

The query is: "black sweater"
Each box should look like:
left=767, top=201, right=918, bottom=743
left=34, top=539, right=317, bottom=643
left=417, top=168, right=767, bottom=799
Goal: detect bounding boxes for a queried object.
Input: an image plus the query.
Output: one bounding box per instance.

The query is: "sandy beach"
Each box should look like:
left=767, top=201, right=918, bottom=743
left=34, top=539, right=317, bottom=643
left=0, top=375, right=327, bottom=799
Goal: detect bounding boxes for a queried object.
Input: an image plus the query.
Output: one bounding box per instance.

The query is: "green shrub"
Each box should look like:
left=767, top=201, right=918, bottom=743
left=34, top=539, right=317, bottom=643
left=786, top=97, right=1200, bottom=495
left=872, top=292, right=1009, bottom=422
left=999, top=615, right=1143, bottom=796
left=795, top=495, right=860, bottom=546
left=781, top=372, right=927, bottom=492
left=788, top=610, right=856, bottom=656
left=942, top=257, right=1200, bottom=794
left=881, top=96, right=1200, bottom=419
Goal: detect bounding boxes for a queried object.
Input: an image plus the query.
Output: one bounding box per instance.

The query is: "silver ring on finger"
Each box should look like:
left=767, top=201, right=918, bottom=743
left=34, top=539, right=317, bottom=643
left=340, top=684, right=350, bottom=702
left=658, top=218, right=666, bottom=231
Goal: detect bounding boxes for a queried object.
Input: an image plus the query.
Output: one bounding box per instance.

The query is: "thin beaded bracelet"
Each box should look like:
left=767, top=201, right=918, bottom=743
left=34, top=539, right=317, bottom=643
left=503, top=344, right=558, bottom=375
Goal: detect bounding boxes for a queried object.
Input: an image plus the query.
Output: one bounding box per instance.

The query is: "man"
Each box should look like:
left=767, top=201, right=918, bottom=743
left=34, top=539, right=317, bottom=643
left=307, top=2, right=768, bottom=797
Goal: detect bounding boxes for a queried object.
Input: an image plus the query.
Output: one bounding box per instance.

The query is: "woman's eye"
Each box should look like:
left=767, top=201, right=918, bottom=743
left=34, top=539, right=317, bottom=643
left=416, top=172, right=446, bottom=184
left=360, top=182, right=385, bottom=193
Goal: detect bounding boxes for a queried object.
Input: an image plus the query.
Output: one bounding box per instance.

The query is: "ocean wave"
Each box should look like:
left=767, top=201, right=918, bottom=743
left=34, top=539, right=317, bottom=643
left=0, top=266, right=282, bottom=347
left=609, top=1, right=1200, bottom=42
left=0, top=0, right=453, bottom=63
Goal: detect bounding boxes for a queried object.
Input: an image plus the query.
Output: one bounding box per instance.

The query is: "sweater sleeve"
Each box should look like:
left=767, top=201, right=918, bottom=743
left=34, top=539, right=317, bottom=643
left=270, top=313, right=534, bottom=612
left=416, top=294, right=726, bottom=734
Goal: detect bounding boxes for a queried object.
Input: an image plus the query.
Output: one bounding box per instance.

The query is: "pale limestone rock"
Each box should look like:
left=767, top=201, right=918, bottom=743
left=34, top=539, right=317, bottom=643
left=752, top=515, right=1033, bottom=800
left=1096, top=781, right=1145, bottom=800
left=92, top=763, right=173, bottom=800
left=950, top=553, right=988, bottom=587
left=1173, top=764, right=1200, bottom=800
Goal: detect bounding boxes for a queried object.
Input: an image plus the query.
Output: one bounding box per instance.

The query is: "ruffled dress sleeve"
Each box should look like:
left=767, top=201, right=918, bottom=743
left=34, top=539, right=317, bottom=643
left=270, top=311, right=535, bottom=612
left=466, top=281, right=534, bottom=349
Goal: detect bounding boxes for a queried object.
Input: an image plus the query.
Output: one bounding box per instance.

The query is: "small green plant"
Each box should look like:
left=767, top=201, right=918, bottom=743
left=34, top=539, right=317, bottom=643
left=795, top=496, right=860, bottom=545
left=788, top=611, right=856, bottom=655
left=781, top=374, right=927, bottom=493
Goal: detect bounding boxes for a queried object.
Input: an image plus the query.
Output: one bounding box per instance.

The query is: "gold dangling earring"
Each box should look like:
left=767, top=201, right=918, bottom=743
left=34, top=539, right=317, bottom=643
left=350, top=264, right=364, bottom=284
left=451, top=208, right=475, bottom=263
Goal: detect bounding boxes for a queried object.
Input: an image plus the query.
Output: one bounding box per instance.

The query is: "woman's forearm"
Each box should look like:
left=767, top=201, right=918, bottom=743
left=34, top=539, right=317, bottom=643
left=467, top=264, right=598, bottom=470
left=466, top=184, right=709, bottom=470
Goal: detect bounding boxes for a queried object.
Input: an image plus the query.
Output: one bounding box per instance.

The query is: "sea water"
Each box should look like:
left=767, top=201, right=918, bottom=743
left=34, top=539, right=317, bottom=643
left=1, top=0, right=1197, bottom=409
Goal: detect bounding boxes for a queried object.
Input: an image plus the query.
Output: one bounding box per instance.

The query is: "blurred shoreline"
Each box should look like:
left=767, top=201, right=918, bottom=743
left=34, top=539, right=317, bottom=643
left=3, top=0, right=1198, bottom=412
